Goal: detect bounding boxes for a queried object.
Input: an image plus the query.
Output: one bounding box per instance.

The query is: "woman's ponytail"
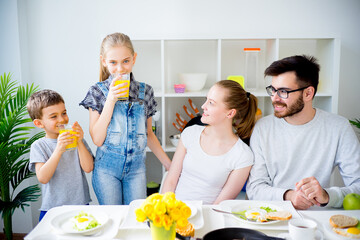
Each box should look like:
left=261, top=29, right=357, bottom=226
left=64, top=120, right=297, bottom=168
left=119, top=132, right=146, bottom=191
left=233, top=93, right=258, bottom=142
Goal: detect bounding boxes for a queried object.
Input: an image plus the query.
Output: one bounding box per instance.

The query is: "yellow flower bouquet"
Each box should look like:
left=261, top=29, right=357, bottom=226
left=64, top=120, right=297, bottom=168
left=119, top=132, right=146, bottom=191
left=135, top=192, right=191, bottom=230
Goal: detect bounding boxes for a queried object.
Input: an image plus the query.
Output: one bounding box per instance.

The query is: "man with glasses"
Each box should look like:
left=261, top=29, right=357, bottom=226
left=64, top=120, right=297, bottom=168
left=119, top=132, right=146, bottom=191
left=246, top=55, right=360, bottom=209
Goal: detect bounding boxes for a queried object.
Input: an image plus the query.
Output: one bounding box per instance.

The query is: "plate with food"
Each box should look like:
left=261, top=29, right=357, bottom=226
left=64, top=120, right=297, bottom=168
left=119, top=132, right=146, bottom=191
left=219, top=200, right=292, bottom=225
left=50, top=210, right=109, bottom=235
left=323, top=214, right=360, bottom=239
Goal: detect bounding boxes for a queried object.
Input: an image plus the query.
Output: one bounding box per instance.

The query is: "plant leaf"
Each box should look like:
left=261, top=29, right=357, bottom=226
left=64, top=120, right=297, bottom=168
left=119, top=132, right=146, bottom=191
left=349, top=118, right=360, bottom=129
left=0, top=184, right=41, bottom=217
left=0, top=72, right=42, bottom=223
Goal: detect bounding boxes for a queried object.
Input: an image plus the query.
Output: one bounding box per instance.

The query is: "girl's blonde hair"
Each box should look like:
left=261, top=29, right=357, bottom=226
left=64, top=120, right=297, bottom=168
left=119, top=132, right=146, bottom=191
left=216, top=80, right=258, bottom=142
left=99, top=32, right=135, bottom=82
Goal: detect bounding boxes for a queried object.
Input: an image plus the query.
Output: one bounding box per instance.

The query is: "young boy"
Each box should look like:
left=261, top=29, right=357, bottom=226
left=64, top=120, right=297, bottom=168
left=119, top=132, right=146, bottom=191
left=27, top=89, right=93, bottom=221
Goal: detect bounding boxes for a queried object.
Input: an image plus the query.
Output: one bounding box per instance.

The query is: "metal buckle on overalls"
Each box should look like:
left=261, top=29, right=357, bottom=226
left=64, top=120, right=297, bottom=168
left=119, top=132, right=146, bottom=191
left=139, top=101, right=143, bottom=105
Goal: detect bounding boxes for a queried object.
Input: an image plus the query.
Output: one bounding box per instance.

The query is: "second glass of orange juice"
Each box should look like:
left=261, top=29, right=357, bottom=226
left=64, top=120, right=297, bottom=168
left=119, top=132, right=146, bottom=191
left=59, top=124, right=77, bottom=150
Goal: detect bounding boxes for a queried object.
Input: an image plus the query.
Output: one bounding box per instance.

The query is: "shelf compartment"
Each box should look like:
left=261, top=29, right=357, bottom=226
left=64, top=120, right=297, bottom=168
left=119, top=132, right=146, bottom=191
left=221, top=39, right=277, bottom=91
left=164, top=97, right=205, bottom=149
left=165, top=145, right=177, bottom=152
left=145, top=152, right=164, bottom=183
left=164, top=40, right=218, bottom=94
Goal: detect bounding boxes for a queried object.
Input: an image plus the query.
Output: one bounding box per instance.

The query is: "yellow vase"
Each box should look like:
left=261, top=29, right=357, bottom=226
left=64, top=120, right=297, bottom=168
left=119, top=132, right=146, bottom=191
left=150, top=222, right=176, bottom=240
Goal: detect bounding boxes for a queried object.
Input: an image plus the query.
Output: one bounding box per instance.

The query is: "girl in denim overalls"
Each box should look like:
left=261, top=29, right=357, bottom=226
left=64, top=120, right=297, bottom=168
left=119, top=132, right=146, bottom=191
left=80, top=33, right=171, bottom=205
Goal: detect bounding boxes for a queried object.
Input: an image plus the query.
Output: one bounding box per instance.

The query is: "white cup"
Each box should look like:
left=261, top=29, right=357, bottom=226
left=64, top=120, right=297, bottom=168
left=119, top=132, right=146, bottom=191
left=288, top=219, right=317, bottom=240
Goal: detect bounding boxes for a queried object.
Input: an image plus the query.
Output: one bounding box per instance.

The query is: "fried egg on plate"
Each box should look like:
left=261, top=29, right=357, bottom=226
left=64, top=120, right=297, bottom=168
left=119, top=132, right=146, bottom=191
left=244, top=208, right=268, bottom=222
left=70, top=215, right=97, bottom=231
left=333, top=226, right=360, bottom=239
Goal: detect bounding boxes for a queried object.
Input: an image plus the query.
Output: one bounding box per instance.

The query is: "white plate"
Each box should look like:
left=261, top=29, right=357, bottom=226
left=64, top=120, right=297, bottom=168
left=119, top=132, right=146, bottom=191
left=278, top=229, right=324, bottom=240
left=222, top=201, right=285, bottom=225
left=120, top=199, right=149, bottom=229
left=50, top=210, right=109, bottom=235
left=322, top=222, right=360, bottom=239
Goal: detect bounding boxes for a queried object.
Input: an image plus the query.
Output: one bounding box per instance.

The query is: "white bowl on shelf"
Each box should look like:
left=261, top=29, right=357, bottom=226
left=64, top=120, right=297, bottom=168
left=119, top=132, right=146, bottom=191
left=179, top=73, right=207, bottom=92
left=169, top=134, right=181, bottom=147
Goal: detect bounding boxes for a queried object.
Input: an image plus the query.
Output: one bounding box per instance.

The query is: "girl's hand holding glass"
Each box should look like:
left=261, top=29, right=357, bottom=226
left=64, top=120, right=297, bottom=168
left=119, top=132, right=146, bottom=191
left=110, top=73, right=130, bottom=101
left=108, top=78, right=129, bottom=102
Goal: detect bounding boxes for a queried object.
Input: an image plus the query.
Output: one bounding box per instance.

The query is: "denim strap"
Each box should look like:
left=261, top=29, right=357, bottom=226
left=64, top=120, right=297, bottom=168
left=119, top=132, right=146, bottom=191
left=96, top=81, right=109, bottom=96
left=138, top=82, right=145, bottom=100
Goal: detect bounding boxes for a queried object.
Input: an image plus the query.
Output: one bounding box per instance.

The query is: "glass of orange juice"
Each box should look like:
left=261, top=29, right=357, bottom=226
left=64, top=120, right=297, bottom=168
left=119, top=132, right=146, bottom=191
left=112, top=73, right=130, bottom=100
left=59, top=124, right=77, bottom=150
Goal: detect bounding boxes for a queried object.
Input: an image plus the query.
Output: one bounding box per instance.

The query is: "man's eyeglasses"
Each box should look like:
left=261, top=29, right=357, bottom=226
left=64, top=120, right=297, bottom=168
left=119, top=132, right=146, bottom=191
left=266, top=85, right=309, bottom=99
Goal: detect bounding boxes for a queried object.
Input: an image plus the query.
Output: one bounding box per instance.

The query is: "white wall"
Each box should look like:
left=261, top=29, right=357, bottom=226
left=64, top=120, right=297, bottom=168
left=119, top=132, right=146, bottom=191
left=1, top=0, right=360, bottom=233
left=0, top=0, right=21, bottom=80
left=0, top=0, right=37, bottom=234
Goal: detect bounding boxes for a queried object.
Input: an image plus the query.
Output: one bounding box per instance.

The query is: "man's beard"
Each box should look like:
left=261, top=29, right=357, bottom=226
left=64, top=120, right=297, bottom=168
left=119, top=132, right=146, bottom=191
left=273, top=95, right=305, bottom=118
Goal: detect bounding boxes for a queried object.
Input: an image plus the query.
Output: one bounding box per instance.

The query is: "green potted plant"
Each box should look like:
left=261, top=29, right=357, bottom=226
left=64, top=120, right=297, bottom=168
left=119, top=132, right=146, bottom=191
left=350, top=118, right=360, bottom=133
left=0, top=73, right=45, bottom=240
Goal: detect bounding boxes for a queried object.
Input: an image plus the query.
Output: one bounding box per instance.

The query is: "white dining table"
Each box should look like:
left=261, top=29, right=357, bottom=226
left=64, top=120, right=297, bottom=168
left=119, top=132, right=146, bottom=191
left=24, top=200, right=360, bottom=240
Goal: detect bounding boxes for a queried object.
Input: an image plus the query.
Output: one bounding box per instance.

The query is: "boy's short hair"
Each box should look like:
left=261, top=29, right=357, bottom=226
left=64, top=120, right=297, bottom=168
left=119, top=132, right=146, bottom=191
left=27, top=89, right=65, bottom=120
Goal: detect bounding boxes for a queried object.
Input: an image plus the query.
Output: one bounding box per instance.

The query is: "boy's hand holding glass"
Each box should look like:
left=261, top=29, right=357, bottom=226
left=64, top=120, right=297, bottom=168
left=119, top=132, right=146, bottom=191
left=110, top=73, right=130, bottom=101
left=58, top=123, right=78, bottom=151
left=57, top=130, right=74, bottom=152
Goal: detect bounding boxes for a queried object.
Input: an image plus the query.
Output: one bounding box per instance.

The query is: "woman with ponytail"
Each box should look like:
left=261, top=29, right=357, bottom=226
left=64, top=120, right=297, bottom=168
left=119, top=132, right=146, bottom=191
left=161, top=80, right=258, bottom=204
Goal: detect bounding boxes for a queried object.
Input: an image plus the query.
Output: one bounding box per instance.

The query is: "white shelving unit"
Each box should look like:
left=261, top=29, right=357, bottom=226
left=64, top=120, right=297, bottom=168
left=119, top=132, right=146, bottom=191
left=132, top=37, right=340, bottom=183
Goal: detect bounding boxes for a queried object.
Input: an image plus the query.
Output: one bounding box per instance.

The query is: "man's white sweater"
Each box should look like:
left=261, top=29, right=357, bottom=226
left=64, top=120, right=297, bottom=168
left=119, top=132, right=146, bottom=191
left=246, top=108, right=360, bottom=208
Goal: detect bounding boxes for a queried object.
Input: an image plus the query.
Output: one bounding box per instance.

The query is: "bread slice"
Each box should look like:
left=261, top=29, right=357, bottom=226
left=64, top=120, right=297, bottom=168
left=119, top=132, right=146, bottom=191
left=330, top=214, right=358, bottom=228
left=265, top=211, right=292, bottom=221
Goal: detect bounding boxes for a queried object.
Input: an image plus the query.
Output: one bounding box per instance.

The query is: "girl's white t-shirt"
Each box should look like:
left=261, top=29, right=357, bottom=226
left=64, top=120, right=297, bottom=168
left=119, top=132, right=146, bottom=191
left=175, top=125, right=254, bottom=204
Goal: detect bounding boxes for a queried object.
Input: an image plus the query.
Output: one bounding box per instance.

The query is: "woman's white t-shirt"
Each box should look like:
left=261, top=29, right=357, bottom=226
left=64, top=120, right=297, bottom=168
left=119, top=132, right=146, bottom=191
left=175, top=125, right=254, bottom=204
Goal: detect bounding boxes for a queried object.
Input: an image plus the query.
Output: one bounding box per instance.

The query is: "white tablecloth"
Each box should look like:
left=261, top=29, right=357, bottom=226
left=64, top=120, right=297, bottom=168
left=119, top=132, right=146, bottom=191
left=24, top=202, right=360, bottom=240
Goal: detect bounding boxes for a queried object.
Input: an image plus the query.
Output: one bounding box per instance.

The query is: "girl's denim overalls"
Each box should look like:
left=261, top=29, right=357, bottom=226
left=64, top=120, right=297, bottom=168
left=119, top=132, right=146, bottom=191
left=92, top=81, right=147, bottom=205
